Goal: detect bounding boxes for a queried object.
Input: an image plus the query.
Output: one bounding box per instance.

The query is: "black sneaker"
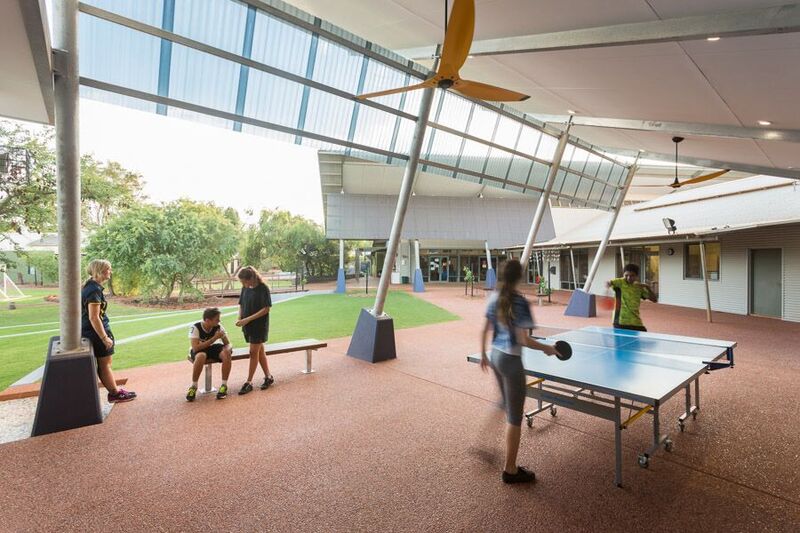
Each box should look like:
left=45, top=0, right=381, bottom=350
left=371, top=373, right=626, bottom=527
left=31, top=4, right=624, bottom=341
left=260, top=375, right=275, bottom=390
left=108, top=389, right=136, bottom=403
left=216, top=384, right=228, bottom=400
left=238, top=382, right=253, bottom=395
left=186, top=385, right=198, bottom=402
left=502, top=466, right=536, bottom=484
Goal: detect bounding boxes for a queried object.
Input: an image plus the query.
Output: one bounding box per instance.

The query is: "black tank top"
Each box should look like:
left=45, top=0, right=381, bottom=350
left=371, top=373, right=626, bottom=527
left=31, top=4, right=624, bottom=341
left=193, top=322, right=220, bottom=341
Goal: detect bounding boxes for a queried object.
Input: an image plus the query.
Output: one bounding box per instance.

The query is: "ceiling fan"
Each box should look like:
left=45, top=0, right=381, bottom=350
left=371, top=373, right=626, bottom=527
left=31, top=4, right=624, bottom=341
left=357, top=0, right=529, bottom=102
left=636, top=136, right=730, bottom=189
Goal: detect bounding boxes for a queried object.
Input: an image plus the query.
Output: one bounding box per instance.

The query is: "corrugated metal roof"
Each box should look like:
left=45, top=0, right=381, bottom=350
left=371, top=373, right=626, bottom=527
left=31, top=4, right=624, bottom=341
left=537, top=176, right=800, bottom=247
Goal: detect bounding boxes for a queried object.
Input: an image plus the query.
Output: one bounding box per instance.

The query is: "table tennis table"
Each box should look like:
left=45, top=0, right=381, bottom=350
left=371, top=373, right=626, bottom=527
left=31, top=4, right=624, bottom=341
left=467, top=326, right=735, bottom=487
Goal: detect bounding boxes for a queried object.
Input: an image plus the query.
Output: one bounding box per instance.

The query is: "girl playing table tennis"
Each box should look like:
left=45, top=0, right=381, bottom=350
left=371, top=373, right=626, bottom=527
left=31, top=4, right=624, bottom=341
left=480, top=259, right=558, bottom=484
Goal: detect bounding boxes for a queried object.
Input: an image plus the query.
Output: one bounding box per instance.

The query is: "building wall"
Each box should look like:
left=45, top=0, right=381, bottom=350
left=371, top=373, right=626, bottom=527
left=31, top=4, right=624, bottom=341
left=656, top=225, right=800, bottom=322
left=572, top=227, right=800, bottom=322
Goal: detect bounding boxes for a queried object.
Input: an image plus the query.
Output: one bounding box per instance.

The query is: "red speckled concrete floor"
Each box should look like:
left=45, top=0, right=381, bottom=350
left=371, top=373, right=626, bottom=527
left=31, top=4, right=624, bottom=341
left=1, top=285, right=798, bottom=532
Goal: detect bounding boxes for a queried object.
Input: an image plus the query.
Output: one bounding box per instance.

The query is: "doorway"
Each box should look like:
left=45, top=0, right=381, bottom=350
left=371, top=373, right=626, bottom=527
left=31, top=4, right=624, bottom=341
left=750, top=249, right=782, bottom=318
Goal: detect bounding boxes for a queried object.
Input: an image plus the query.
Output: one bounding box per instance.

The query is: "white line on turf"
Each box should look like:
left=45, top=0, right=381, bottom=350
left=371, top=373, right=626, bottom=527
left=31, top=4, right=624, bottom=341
left=0, top=306, right=240, bottom=339
left=0, top=305, right=240, bottom=332
left=10, top=291, right=321, bottom=386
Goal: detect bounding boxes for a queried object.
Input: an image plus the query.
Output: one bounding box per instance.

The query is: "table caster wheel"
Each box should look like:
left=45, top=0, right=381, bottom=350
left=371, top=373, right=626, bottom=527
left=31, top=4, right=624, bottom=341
left=664, top=438, right=674, bottom=452
left=692, top=411, right=698, bottom=420
left=526, top=416, right=533, bottom=428
left=678, top=421, right=685, bottom=432
left=550, top=406, right=557, bottom=417
left=638, top=454, right=649, bottom=468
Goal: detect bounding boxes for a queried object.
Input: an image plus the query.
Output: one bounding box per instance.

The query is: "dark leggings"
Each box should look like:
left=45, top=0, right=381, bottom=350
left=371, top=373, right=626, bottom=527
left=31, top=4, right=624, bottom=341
left=490, top=348, right=526, bottom=426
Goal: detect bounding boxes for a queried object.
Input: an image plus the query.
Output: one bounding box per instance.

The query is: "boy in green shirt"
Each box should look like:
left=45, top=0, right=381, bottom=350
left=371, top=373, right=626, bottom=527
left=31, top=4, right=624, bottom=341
left=606, top=264, right=657, bottom=331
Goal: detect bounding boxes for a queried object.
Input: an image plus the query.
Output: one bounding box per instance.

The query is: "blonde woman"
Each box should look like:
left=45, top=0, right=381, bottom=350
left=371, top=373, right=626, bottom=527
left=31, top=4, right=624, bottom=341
left=82, top=259, right=136, bottom=403
left=235, top=266, right=273, bottom=395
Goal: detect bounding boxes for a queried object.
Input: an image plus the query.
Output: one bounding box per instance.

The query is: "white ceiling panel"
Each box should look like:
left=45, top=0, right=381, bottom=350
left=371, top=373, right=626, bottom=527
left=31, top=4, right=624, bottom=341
left=646, top=0, right=790, bottom=19
left=289, top=0, right=800, bottom=175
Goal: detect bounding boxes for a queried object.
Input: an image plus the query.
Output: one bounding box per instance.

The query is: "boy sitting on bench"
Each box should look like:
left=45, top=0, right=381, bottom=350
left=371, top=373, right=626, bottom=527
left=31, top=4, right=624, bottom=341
left=186, top=308, right=233, bottom=401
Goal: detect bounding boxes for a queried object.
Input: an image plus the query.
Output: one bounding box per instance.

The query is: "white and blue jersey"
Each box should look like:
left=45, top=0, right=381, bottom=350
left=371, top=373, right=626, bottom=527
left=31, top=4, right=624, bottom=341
left=485, top=291, right=535, bottom=356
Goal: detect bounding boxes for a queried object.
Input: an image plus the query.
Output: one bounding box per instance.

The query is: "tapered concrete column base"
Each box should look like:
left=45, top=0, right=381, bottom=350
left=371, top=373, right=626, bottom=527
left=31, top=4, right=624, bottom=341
left=32, top=336, right=102, bottom=437
left=485, top=268, right=497, bottom=290
left=565, top=289, right=597, bottom=318
left=335, top=268, right=346, bottom=293
left=413, top=268, right=425, bottom=292
left=347, top=308, right=397, bottom=363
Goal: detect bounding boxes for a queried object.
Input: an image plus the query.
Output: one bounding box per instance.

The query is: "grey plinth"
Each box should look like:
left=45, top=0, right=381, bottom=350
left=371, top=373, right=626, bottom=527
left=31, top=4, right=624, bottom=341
left=347, top=308, right=397, bottom=363
left=564, top=289, right=597, bottom=318
left=32, top=336, right=102, bottom=437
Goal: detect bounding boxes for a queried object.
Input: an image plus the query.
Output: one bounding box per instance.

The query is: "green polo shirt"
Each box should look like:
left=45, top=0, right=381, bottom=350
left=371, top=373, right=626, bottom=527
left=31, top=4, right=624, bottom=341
left=609, top=278, right=651, bottom=328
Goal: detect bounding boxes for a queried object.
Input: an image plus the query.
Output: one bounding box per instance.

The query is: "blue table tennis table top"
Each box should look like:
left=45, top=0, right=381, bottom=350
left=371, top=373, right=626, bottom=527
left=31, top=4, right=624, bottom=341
left=519, top=327, right=732, bottom=404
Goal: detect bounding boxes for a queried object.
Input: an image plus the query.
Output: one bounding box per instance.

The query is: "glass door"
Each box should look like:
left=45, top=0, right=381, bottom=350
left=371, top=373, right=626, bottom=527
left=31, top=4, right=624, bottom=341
left=429, top=256, right=441, bottom=281
left=440, top=256, right=451, bottom=282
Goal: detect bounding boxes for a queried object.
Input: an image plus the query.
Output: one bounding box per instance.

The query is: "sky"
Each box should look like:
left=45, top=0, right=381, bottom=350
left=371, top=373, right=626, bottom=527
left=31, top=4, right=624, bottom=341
left=78, top=99, right=324, bottom=224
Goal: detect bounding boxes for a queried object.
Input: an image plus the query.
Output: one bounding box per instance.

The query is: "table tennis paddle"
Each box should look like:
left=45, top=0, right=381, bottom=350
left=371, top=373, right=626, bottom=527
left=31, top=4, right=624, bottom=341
left=554, top=340, right=572, bottom=361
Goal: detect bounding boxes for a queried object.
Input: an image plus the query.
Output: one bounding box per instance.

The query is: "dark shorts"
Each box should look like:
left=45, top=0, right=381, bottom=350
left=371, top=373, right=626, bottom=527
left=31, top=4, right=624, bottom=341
left=614, top=324, right=647, bottom=332
left=243, top=326, right=268, bottom=344
left=189, top=344, right=226, bottom=363
left=489, top=348, right=526, bottom=426
left=86, top=330, right=115, bottom=359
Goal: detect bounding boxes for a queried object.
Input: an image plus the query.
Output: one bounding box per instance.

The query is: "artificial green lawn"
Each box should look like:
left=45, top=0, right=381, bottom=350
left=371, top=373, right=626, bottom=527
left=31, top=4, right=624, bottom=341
left=0, top=291, right=458, bottom=390
left=113, top=292, right=459, bottom=369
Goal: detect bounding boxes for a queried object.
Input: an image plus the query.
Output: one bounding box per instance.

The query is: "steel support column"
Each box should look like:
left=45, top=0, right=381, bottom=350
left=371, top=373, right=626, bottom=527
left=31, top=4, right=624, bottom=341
left=335, top=239, right=346, bottom=293
left=347, top=64, right=437, bottom=362
left=33, top=0, right=103, bottom=437
left=54, top=0, right=81, bottom=352
left=699, top=241, right=713, bottom=323
left=584, top=164, right=637, bottom=293
left=521, top=126, right=571, bottom=265
left=565, top=162, right=637, bottom=318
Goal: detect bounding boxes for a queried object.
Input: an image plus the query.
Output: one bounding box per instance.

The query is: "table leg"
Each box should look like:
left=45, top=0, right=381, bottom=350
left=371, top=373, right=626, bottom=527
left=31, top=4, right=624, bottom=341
left=641, top=403, right=672, bottom=468
left=695, top=377, right=700, bottom=411
left=301, top=349, right=315, bottom=374
left=201, top=363, right=217, bottom=394
left=614, top=396, right=623, bottom=487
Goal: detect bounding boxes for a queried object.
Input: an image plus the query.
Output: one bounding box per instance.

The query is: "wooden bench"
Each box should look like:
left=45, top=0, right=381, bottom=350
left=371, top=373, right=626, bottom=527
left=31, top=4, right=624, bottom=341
left=188, top=338, right=327, bottom=393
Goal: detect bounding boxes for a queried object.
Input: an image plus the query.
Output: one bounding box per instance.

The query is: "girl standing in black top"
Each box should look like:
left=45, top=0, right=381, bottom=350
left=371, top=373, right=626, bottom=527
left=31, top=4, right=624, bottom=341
left=81, top=259, right=136, bottom=403
left=235, top=266, right=273, bottom=395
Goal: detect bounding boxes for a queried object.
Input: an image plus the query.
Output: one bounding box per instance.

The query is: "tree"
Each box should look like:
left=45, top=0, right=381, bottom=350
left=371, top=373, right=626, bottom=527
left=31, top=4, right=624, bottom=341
left=86, top=200, right=239, bottom=300
left=0, top=121, right=57, bottom=259
left=24, top=251, right=60, bottom=285
left=80, top=155, right=146, bottom=227
left=243, top=209, right=338, bottom=277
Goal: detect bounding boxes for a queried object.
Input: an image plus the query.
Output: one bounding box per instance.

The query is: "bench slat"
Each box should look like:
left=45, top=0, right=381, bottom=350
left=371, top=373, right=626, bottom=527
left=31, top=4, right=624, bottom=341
left=230, top=338, right=327, bottom=360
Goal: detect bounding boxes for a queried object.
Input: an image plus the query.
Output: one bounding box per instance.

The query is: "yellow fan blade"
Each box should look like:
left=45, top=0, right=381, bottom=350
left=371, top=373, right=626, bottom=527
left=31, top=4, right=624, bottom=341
left=678, top=169, right=730, bottom=186
left=439, top=0, right=475, bottom=79
left=357, top=79, right=436, bottom=100
left=453, top=79, right=530, bottom=102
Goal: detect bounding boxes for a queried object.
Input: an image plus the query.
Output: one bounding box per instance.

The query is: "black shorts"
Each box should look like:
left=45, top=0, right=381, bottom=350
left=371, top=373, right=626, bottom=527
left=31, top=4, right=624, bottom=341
left=86, top=330, right=115, bottom=358
left=243, top=326, right=267, bottom=344
left=189, top=343, right=226, bottom=363
left=614, top=324, right=647, bottom=332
